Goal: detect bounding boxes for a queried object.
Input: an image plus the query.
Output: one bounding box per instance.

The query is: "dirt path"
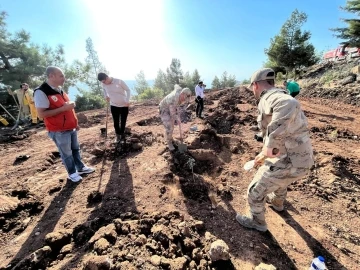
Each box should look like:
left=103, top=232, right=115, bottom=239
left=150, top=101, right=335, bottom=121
left=0, top=88, right=359, bottom=270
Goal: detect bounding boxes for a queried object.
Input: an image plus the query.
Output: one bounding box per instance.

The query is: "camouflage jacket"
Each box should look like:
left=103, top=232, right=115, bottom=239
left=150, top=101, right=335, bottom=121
left=159, top=88, right=183, bottom=117
left=257, top=88, right=314, bottom=168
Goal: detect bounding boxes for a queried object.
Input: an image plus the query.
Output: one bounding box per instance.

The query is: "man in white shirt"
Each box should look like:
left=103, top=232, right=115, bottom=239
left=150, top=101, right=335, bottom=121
left=98, top=72, right=131, bottom=143
left=194, top=81, right=206, bottom=119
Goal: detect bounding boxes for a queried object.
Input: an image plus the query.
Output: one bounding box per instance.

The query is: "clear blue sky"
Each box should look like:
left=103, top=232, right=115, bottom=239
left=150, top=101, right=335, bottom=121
left=0, top=0, right=349, bottom=85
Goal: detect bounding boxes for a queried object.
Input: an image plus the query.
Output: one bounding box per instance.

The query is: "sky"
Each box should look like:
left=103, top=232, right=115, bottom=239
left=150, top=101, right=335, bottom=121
left=0, top=0, right=350, bottom=86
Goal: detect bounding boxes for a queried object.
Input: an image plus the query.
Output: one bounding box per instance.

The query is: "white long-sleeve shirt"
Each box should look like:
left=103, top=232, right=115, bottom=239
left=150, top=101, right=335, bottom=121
left=195, top=85, right=205, bottom=98
left=102, top=78, right=131, bottom=107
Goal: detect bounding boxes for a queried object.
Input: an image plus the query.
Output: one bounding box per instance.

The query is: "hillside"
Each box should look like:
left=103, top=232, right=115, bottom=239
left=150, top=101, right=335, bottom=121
left=0, top=68, right=359, bottom=269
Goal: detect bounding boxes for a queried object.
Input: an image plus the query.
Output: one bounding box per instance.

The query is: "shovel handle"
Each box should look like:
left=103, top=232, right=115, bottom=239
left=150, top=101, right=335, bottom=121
left=105, top=103, right=109, bottom=138
left=178, top=120, right=183, bottom=142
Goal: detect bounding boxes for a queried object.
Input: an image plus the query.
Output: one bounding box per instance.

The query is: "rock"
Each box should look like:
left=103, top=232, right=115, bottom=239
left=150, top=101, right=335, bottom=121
left=35, top=232, right=40, bottom=236
left=145, top=239, right=159, bottom=251
left=189, top=260, right=197, bottom=269
left=89, top=224, right=117, bottom=245
left=0, top=195, right=20, bottom=215
left=230, top=145, right=239, bottom=153
left=351, top=65, right=360, bottom=74
left=178, top=222, right=191, bottom=237
left=22, top=217, right=31, bottom=228
left=254, top=262, right=277, bottom=270
left=341, top=75, right=356, bottom=86
left=77, top=112, right=88, bottom=124
left=114, top=219, right=137, bottom=235
left=83, top=255, right=111, bottom=270
left=208, top=239, right=230, bottom=261
left=60, top=243, right=73, bottom=254
left=90, top=148, right=105, bottom=157
left=192, top=247, right=203, bottom=261
left=12, top=246, right=52, bottom=270
left=151, top=224, right=174, bottom=244
left=134, top=234, right=147, bottom=246
left=169, top=257, right=187, bottom=270
left=94, top=238, right=110, bottom=254
left=150, top=255, right=161, bottom=266
left=160, top=257, right=171, bottom=267
left=250, top=126, right=258, bottom=131
left=226, top=115, right=235, bottom=121
left=193, top=220, right=205, bottom=231
left=132, top=143, right=143, bottom=151
left=183, top=238, right=196, bottom=252
left=205, top=231, right=216, bottom=241
left=139, top=218, right=156, bottom=235
left=199, top=259, right=208, bottom=269
left=125, top=253, right=134, bottom=260
left=45, top=229, right=72, bottom=252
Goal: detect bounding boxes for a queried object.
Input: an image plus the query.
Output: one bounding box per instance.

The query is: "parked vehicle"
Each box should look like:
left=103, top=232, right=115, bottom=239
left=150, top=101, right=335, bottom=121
left=323, top=44, right=360, bottom=61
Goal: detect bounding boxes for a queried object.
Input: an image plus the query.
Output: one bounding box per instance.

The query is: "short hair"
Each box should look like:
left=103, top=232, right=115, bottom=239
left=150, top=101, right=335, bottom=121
left=198, top=81, right=203, bottom=84
left=98, top=72, right=108, bottom=81
left=45, top=66, right=61, bottom=78
left=267, top=79, right=275, bottom=86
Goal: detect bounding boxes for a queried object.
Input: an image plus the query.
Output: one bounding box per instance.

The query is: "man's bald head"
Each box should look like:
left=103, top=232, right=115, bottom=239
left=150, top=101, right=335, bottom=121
left=46, top=66, right=65, bottom=88
left=45, top=66, right=62, bottom=78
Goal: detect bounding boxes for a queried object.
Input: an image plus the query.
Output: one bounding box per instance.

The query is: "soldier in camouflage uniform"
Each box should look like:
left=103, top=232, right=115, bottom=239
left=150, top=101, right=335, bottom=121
left=236, top=68, right=314, bottom=232
left=159, top=85, right=192, bottom=151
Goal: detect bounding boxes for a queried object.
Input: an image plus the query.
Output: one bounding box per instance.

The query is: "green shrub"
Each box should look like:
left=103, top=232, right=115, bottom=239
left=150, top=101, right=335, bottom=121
left=138, top=88, right=164, bottom=101
left=75, top=92, right=106, bottom=112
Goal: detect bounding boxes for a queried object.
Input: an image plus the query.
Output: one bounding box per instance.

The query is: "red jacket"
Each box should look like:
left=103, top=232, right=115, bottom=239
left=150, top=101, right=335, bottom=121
left=34, top=83, right=78, bottom=132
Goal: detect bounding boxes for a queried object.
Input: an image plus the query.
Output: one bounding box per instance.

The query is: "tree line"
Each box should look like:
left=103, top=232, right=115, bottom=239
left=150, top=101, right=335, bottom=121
left=133, top=58, right=238, bottom=101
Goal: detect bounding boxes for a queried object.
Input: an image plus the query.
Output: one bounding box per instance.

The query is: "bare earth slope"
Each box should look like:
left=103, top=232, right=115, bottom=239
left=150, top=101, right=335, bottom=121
left=0, top=87, right=359, bottom=270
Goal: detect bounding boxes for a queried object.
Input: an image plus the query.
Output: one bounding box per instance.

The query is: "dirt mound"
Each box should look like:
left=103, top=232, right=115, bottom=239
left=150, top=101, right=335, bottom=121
left=299, top=60, right=360, bottom=105
left=0, top=191, right=43, bottom=234
left=10, top=211, right=234, bottom=269
left=136, top=116, right=162, bottom=126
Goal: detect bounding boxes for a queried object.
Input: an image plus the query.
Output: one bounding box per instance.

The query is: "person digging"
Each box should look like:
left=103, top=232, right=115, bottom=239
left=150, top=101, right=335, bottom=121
left=236, top=68, right=314, bottom=232
left=159, top=85, right=192, bottom=151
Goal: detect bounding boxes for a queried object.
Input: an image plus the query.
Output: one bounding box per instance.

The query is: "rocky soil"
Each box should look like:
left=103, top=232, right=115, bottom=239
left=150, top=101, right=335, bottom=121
left=0, top=85, right=359, bottom=270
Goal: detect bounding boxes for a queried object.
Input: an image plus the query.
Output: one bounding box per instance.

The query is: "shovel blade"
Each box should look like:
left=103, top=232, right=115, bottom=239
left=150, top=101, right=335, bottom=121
left=178, top=143, right=187, bottom=153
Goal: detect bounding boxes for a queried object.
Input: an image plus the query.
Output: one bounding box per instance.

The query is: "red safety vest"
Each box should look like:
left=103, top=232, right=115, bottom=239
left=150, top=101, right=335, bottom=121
left=34, top=83, right=78, bottom=132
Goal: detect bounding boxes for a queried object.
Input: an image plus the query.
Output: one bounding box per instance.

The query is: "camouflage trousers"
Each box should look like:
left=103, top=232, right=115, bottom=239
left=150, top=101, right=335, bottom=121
left=160, top=108, right=174, bottom=142
left=247, top=164, right=309, bottom=225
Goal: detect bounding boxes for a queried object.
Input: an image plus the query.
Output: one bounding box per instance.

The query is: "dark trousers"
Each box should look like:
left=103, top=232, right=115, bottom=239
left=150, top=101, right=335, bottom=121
left=110, top=106, right=129, bottom=135
left=196, top=97, right=204, bottom=117
left=290, top=92, right=299, bottom=98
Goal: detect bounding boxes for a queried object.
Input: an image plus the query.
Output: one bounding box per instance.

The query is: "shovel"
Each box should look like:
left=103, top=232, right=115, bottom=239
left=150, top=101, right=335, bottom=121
left=177, top=120, right=187, bottom=153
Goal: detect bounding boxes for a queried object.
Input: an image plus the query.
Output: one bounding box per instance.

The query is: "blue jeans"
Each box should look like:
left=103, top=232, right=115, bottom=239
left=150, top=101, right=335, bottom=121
left=48, top=129, right=85, bottom=175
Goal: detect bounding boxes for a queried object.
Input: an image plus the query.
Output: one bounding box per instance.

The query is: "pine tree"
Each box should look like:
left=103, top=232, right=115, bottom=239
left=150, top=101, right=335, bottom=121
left=332, top=0, right=360, bottom=47
left=134, top=70, right=149, bottom=95
left=85, top=37, right=107, bottom=96
left=264, top=9, right=318, bottom=73
left=166, top=58, right=183, bottom=88
left=212, top=76, right=221, bottom=89
left=154, top=69, right=168, bottom=96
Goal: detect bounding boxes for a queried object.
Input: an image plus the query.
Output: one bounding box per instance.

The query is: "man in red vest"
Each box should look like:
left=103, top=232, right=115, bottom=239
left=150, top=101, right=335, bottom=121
left=34, top=66, right=95, bottom=182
